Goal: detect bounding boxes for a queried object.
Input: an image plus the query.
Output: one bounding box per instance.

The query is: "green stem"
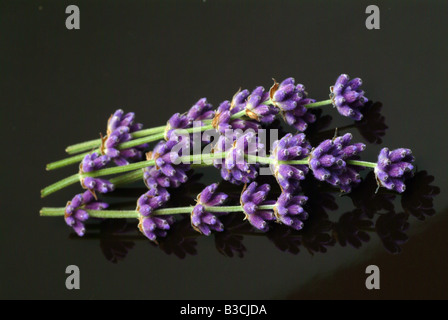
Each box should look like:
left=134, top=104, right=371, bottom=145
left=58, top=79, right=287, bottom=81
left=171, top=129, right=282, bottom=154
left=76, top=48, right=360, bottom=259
left=304, top=99, right=333, bottom=109
left=178, top=152, right=226, bottom=164
left=65, top=126, right=167, bottom=155
left=109, top=132, right=165, bottom=150
left=47, top=124, right=219, bottom=171
left=230, top=110, right=247, bottom=119
left=246, top=155, right=272, bottom=164
left=258, top=204, right=275, bottom=210
left=46, top=132, right=164, bottom=171
left=278, top=159, right=309, bottom=165
left=109, top=170, right=143, bottom=186
left=40, top=204, right=269, bottom=218
left=40, top=174, right=80, bottom=198
left=204, top=206, right=244, bottom=213
left=46, top=151, right=95, bottom=171
left=65, top=140, right=102, bottom=156
left=129, top=126, right=167, bottom=138
left=346, top=160, right=377, bottom=168
left=84, top=159, right=156, bottom=178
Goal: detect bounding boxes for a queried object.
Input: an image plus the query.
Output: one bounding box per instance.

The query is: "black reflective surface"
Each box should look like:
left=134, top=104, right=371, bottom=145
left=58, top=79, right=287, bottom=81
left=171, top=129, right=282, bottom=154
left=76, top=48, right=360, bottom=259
left=1, top=1, right=447, bottom=299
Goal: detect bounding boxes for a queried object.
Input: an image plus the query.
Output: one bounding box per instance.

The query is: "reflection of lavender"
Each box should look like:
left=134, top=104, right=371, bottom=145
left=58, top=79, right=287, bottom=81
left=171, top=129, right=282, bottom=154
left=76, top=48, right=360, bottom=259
left=401, top=170, right=440, bottom=221
left=99, top=219, right=136, bottom=264
left=301, top=216, right=335, bottom=255
left=157, top=218, right=198, bottom=259
left=348, top=171, right=395, bottom=218
left=375, top=212, right=410, bottom=254
left=355, top=101, right=388, bottom=144
left=333, top=209, right=372, bottom=249
left=266, top=224, right=302, bottom=255
left=214, top=214, right=249, bottom=258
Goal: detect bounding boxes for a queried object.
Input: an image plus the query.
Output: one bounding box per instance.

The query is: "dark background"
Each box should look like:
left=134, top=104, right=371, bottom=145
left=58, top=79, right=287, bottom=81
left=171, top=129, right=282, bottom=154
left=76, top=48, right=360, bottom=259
left=1, top=0, right=447, bottom=299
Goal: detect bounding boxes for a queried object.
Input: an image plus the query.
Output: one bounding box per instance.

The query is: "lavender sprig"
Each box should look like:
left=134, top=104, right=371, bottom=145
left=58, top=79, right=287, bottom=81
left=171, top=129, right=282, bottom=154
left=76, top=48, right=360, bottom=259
left=64, top=191, right=109, bottom=236
left=330, top=74, right=368, bottom=121
left=374, top=147, right=414, bottom=193
left=240, top=182, right=275, bottom=231
left=191, top=183, right=229, bottom=235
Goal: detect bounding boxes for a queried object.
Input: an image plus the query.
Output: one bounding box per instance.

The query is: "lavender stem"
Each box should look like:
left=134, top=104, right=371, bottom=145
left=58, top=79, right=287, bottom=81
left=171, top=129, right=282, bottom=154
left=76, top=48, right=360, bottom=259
left=65, top=125, right=167, bottom=155
left=304, top=99, right=333, bottom=109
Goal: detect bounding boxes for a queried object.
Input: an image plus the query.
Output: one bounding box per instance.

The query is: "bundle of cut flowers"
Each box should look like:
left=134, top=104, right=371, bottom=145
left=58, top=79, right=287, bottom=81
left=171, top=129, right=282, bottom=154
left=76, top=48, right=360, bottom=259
left=40, top=74, right=416, bottom=243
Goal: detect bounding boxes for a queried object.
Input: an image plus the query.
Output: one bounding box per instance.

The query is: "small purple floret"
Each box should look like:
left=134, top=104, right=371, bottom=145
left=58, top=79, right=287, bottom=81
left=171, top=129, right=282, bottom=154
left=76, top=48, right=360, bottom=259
left=374, top=147, right=414, bottom=193
left=191, top=183, right=229, bottom=235
left=65, top=190, right=108, bottom=236
left=213, top=131, right=262, bottom=185
left=274, top=192, right=308, bottom=230
left=80, top=152, right=115, bottom=194
left=212, top=100, right=260, bottom=135
left=245, top=86, right=278, bottom=124
left=103, top=109, right=148, bottom=166
left=143, top=136, right=191, bottom=189
left=330, top=74, right=368, bottom=121
left=270, top=133, right=311, bottom=193
left=309, top=133, right=366, bottom=192
left=165, top=98, right=214, bottom=140
left=271, top=78, right=316, bottom=131
left=240, top=182, right=275, bottom=231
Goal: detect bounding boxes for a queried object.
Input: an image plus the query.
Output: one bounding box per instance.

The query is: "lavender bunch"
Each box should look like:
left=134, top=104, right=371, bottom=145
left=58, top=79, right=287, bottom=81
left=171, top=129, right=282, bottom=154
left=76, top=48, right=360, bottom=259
left=41, top=73, right=423, bottom=247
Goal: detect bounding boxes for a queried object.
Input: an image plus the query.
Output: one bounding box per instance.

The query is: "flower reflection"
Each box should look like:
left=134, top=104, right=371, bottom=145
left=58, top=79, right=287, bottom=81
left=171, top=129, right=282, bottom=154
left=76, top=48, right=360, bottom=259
left=70, top=168, right=439, bottom=263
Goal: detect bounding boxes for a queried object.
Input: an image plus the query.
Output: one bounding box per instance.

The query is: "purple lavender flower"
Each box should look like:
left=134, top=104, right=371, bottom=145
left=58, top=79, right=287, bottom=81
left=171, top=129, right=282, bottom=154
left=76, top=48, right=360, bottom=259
left=137, top=187, right=174, bottom=242
left=270, top=133, right=311, bottom=193
left=212, top=101, right=260, bottom=135
left=244, top=87, right=278, bottom=124
left=231, top=88, right=250, bottom=110
left=165, top=98, right=215, bottom=140
left=65, top=190, right=108, bottom=236
left=213, top=131, right=262, bottom=185
left=186, top=98, right=215, bottom=122
left=143, top=136, right=191, bottom=189
left=270, top=78, right=316, bottom=131
left=309, top=133, right=366, bottom=192
left=240, top=182, right=276, bottom=231
left=330, top=74, right=368, bottom=121
left=81, top=152, right=110, bottom=172
left=138, top=215, right=176, bottom=242
left=274, top=192, right=308, bottom=230
left=107, top=109, right=144, bottom=133
left=80, top=152, right=115, bottom=194
left=374, top=147, right=414, bottom=193
left=136, top=187, right=170, bottom=217
left=191, top=183, right=229, bottom=235
left=103, top=109, right=148, bottom=166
